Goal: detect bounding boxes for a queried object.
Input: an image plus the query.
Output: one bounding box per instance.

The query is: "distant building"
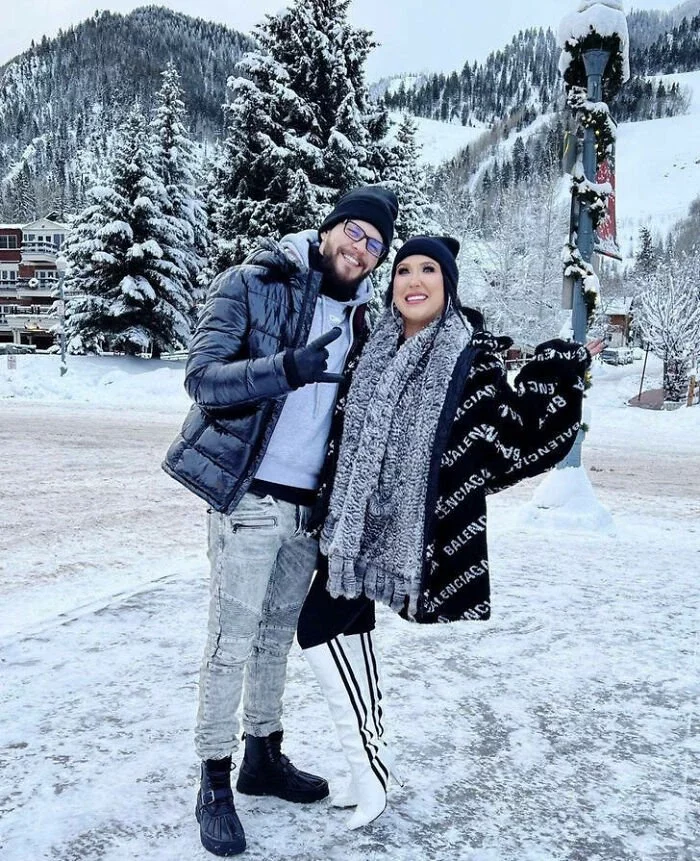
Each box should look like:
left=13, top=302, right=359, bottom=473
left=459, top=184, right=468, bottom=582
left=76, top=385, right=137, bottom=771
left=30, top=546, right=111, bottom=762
left=601, top=296, right=635, bottom=346
left=0, top=217, right=69, bottom=349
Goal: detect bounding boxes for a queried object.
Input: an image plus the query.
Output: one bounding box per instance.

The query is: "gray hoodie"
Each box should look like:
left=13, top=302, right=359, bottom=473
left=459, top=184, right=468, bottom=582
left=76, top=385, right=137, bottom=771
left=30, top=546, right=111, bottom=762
left=254, top=230, right=372, bottom=490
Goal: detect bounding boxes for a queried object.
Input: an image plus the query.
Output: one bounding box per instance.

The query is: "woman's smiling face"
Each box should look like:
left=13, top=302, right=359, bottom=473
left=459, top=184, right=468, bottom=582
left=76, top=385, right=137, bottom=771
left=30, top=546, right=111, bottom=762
left=392, top=254, right=445, bottom=336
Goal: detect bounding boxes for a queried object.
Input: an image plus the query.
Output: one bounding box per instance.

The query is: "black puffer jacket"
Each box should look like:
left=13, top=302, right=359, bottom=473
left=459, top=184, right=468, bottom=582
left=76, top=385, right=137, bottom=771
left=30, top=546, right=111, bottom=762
left=162, top=233, right=368, bottom=514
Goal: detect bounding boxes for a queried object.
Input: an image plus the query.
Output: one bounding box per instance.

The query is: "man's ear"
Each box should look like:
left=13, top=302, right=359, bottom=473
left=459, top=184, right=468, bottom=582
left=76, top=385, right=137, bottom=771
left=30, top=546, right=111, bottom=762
left=318, top=230, right=327, bottom=253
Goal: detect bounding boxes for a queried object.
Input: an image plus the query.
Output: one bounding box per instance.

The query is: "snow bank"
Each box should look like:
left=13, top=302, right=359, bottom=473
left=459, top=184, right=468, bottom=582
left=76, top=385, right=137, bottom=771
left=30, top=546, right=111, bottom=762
left=0, top=353, right=189, bottom=413
left=520, top=464, right=615, bottom=532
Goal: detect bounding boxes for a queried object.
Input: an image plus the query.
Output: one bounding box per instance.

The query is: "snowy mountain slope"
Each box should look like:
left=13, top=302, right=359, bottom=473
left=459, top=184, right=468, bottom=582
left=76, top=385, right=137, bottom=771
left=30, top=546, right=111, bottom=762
left=615, top=69, right=700, bottom=252
left=672, top=0, right=700, bottom=24
left=0, top=7, right=252, bottom=219
left=389, top=112, right=486, bottom=166
left=468, top=113, right=555, bottom=189
left=404, top=67, right=700, bottom=257
left=651, top=66, right=700, bottom=99
left=371, top=73, right=428, bottom=100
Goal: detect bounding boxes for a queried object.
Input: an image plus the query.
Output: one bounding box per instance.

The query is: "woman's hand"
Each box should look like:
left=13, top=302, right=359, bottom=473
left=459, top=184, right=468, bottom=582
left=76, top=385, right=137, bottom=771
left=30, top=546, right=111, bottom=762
left=585, top=338, right=606, bottom=358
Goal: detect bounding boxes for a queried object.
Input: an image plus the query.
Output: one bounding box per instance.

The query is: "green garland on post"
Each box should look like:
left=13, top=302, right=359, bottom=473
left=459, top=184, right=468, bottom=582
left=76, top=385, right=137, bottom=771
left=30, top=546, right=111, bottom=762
left=563, top=241, right=600, bottom=334
left=561, top=32, right=626, bottom=100
left=566, top=86, right=616, bottom=165
left=559, top=12, right=627, bottom=394
left=570, top=170, right=612, bottom=230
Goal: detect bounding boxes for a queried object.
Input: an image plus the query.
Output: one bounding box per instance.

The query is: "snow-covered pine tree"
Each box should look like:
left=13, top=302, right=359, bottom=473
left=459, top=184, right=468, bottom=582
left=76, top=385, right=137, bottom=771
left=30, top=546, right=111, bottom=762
left=151, top=63, right=210, bottom=311
left=363, top=99, right=394, bottom=181
left=211, top=0, right=389, bottom=271
left=635, top=226, right=659, bottom=277
left=64, top=105, right=194, bottom=358
left=385, top=114, right=439, bottom=241
left=11, top=164, right=38, bottom=222
left=197, top=141, right=226, bottom=288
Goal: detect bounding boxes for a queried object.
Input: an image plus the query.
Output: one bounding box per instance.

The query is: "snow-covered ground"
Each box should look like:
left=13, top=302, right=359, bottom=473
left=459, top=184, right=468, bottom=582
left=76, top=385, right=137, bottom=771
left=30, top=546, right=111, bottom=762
left=0, top=354, right=698, bottom=860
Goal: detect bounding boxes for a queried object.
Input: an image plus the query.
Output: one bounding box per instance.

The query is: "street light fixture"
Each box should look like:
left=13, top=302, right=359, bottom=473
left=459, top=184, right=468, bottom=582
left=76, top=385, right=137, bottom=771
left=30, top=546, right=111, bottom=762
left=558, top=1, right=629, bottom=468
left=55, top=255, right=68, bottom=376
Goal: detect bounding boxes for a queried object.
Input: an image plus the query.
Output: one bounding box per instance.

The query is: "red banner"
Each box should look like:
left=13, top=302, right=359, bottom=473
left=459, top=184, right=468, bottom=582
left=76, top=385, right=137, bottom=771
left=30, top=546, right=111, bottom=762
left=594, top=148, right=622, bottom=261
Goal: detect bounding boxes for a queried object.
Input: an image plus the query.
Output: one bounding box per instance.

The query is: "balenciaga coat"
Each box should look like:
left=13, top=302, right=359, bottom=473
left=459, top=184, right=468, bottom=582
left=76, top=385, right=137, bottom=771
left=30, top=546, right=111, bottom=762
left=309, top=329, right=590, bottom=624
left=162, top=233, right=369, bottom=514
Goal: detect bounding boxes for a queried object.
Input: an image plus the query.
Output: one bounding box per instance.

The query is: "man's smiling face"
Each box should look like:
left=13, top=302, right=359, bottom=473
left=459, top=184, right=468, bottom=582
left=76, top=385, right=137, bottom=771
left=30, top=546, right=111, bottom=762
left=318, top=219, right=383, bottom=287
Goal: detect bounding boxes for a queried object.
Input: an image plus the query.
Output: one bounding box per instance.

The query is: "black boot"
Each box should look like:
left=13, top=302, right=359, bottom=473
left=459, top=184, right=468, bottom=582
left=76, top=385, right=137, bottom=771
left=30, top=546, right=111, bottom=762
left=195, top=758, right=246, bottom=857
left=235, top=731, right=329, bottom=803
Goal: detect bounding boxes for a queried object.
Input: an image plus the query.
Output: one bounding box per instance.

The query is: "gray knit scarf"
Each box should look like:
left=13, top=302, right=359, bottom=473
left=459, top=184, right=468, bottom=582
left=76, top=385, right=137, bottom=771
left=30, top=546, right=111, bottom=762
left=320, top=307, right=472, bottom=616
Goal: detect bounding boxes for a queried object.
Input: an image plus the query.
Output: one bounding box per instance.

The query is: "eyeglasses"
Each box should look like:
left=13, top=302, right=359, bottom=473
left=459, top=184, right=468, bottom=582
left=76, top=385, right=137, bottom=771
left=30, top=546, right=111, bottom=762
left=343, top=220, right=387, bottom=259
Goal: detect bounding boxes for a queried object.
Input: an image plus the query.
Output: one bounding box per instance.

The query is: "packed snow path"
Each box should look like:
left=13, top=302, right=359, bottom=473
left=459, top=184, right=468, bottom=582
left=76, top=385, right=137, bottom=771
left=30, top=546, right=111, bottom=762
left=0, top=357, right=697, bottom=860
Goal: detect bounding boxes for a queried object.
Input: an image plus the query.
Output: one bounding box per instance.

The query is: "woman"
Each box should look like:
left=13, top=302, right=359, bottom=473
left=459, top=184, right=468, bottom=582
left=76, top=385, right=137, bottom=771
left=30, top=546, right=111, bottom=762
left=297, top=235, right=601, bottom=829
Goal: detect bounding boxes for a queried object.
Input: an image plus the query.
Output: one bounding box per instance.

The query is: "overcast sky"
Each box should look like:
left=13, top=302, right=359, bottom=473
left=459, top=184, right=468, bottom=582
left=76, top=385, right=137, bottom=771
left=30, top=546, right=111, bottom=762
left=3, top=1, right=685, bottom=79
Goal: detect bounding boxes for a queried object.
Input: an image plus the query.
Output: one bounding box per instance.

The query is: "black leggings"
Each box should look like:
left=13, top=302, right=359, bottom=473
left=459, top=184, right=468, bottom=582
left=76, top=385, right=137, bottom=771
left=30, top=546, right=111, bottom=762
left=297, top=559, right=375, bottom=650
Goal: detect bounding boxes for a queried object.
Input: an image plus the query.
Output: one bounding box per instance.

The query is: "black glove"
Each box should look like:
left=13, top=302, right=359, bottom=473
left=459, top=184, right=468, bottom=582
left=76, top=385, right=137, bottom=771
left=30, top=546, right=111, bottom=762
left=284, top=327, right=345, bottom=388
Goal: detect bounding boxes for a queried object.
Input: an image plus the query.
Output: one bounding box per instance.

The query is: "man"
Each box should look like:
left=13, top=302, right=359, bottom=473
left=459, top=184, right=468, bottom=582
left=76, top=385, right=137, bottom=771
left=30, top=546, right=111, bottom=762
left=163, top=186, right=398, bottom=856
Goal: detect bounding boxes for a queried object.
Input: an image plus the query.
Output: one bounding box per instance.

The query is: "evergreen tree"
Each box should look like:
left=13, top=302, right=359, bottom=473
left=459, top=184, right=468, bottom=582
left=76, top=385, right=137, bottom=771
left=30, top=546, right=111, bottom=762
left=151, top=63, right=210, bottom=307
left=512, top=136, right=527, bottom=183
left=12, top=164, right=38, bottom=222
left=198, top=141, right=226, bottom=288
left=211, top=0, right=389, bottom=271
left=64, top=105, right=194, bottom=357
left=636, top=226, right=658, bottom=277
left=368, top=113, right=440, bottom=323
left=384, top=115, right=438, bottom=242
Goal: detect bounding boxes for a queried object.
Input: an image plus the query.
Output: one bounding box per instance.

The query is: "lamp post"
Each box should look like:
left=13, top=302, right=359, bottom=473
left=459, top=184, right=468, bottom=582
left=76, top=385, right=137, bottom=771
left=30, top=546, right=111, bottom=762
left=558, top=2, right=629, bottom=471
left=562, top=46, right=610, bottom=469
left=55, top=255, right=68, bottom=376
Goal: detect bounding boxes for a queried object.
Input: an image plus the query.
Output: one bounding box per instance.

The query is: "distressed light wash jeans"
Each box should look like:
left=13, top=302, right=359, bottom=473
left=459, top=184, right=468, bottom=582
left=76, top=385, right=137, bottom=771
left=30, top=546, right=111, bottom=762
left=195, top=492, right=318, bottom=761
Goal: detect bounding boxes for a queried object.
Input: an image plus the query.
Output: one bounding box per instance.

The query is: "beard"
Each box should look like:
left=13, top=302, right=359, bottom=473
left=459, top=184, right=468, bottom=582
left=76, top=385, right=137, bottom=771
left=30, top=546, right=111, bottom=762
left=318, top=247, right=370, bottom=302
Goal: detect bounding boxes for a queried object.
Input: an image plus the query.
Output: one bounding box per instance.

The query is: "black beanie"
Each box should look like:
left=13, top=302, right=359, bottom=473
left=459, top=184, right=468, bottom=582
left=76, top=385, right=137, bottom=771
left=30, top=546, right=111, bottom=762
left=318, top=185, right=399, bottom=250
left=387, top=235, right=460, bottom=306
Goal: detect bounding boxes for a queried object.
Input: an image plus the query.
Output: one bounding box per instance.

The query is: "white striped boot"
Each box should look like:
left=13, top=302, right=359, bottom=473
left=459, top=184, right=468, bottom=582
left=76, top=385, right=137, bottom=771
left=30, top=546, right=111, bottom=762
left=304, top=636, right=390, bottom=829
left=328, top=632, right=404, bottom=809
